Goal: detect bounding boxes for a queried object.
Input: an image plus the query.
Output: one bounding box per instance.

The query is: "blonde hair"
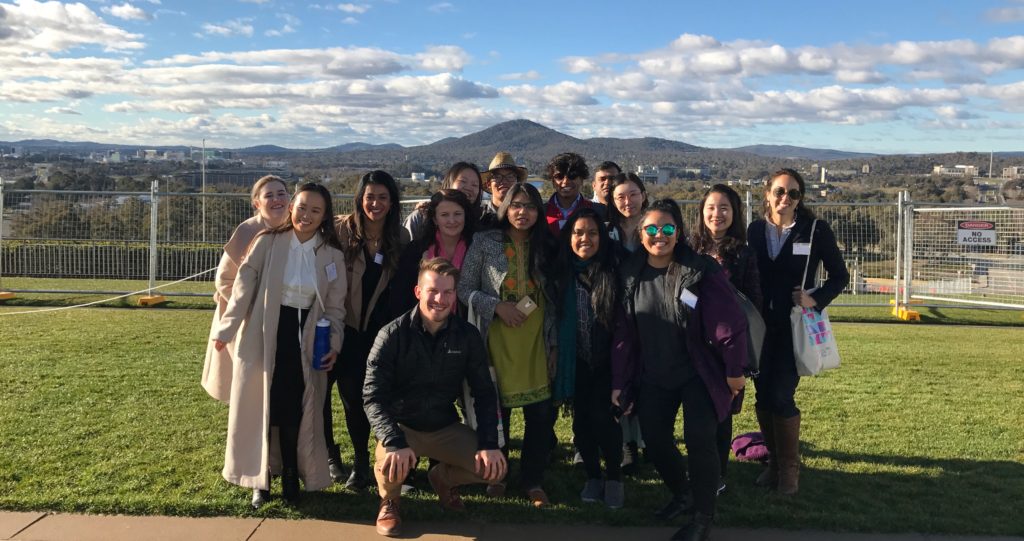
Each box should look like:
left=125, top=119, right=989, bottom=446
left=250, top=175, right=287, bottom=207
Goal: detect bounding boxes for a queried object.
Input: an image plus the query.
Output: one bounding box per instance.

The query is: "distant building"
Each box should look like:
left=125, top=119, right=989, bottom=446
left=410, top=172, right=426, bottom=182
left=164, top=151, right=186, bottom=161
left=265, top=160, right=289, bottom=169
left=1002, top=166, right=1023, bottom=179
left=932, top=164, right=978, bottom=178
left=636, top=165, right=669, bottom=185
left=105, top=151, right=122, bottom=164
left=862, top=163, right=871, bottom=174
left=679, top=166, right=709, bottom=179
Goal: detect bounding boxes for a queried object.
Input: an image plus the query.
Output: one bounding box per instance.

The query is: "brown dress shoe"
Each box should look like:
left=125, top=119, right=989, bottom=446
left=427, top=465, right=466, bottom=512
left=526, top=487, right=550, bottom=508
left=375, top=498, right=401, bottom=537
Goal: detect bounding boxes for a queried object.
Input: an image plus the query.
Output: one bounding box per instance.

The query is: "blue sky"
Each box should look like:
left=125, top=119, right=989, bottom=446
left=3, top=0, right=1024, bottom=153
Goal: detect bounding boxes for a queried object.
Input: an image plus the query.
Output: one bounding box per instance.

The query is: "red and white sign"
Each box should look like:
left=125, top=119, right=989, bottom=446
left=957, top=220, right=997, bottom=245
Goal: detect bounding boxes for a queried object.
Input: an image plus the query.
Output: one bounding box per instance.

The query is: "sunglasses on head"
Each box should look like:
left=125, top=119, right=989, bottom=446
left=643, top=224, right=677, bottom=237
left=772, top=187, right=802, bottom=200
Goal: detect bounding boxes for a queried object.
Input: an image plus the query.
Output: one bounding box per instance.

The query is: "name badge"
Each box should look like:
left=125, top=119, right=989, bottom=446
left=679, top=287, right=698, bottom=309
left=373, top=252, right=384, bottom=265
left=793, top=243, right=811, bottom=256
left=325, top=262, right=338, bottom=282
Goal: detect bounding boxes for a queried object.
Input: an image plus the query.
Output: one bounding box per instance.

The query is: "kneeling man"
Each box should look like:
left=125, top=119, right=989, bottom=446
left=364, top=258, right=507, bottom=537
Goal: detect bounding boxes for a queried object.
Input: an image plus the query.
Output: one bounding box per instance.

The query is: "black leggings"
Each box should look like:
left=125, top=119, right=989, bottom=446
left=324, top=325, right=373, bottom=461
left=638, top=378, right=720, bottom=516
left=572, top=364, right=622, bottom=481
left=501, top=398, right=555, bottom=489
left=754, top=319, right=801, bottom=418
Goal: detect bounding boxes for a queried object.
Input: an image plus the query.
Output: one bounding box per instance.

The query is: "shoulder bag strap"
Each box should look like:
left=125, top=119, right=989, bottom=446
left=799, top=219, right=819, bottom=289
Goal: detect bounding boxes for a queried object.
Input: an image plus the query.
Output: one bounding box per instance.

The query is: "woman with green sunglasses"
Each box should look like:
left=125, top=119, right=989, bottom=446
left=612, top=199, right=748, bottom=541
left=747, top=169, right=848, bottom=497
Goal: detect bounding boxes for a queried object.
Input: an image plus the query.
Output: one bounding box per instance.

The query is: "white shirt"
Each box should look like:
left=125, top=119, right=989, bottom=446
left=766, top=218, right=797, bottom=261
left=281, top=231, right=320, bottom=310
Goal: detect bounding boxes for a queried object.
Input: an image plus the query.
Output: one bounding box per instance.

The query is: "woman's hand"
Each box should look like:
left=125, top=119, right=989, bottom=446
left=726, top=376, right=745, bottom=398
left=792, top=287, right=817, bottom=309
left=611, top=389, right=634, bottom=417
left=494, top=302, right=526, bottom=327
left=319, top=350, right=338, bottom=371
left=213, top=339, right=226, bottom=351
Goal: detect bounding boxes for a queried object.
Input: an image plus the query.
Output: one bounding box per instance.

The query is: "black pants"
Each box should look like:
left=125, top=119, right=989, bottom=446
left=572, top=364, right=622, bottom=481
left=324, top=325, right=373, bottom=461
left=272, top=306, right=308, bottom=428
left=754, top=319, right=801, bottom=418
left=501, top=398, right=554, bottom=489
left=638, top=378, right=720, bottom=516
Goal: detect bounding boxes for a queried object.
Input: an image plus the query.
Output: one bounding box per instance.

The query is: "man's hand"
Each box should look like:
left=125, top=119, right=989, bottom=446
left=378, top=447, right=417, bottom=484
left=475, top=449, right=507, bottom=482
left=727, top=376, right=745, bottom=398
left=213, top=339, right=226, bottom=351
left=611, top=389, right=634, bottom=417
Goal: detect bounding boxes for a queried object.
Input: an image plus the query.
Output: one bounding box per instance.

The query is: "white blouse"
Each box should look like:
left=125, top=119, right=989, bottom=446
left=281, top=231, right=320, bottom=310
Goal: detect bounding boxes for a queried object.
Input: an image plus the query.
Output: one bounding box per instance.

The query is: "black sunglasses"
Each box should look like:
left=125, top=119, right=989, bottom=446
left=772, top=187, right=802, bottom=200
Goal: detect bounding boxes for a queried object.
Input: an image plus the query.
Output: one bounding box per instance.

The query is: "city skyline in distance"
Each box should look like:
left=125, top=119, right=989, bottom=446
left=3, top=0, right=1024, bottom=154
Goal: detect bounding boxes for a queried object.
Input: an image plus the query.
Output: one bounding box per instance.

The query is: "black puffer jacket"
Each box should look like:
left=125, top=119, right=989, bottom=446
left=363, top=308, right=499, bottom=451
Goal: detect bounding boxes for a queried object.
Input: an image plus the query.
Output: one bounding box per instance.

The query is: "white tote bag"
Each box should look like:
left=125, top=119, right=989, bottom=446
left=791, top=220, right=841, bottom=376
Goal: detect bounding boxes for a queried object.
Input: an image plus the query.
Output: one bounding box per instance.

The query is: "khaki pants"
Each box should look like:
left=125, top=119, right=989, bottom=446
left=374, top=423, right=500, bottom=500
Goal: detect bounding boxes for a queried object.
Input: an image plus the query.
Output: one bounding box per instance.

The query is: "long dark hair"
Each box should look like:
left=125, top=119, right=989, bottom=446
left=763, top=168, right=815, bottom=220
left=417, top=189, right=475, bottom=248
left=497, top=182, right=550, bottom=282
left=642, top=198, right=691, bottom=260
left=555, top=208, right=618, bottom=328
left=606, top=172, right=648, bottom=229
left=692, top=184, right=746, bottom=267
left=344, top=170, right=402, bottom=270
left=269, top=183, right=343, bottom=250
left=440, top=162, right=482, bottom=216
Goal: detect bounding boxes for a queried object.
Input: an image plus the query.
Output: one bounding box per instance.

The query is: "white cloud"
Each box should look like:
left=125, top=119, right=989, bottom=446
left=415, top=45, right=470, bottom=72
left=499, top=70, right=541, bottom=81
left=428, top=2, right=454, bottom=13
left=103, top=3, right=150, bottom=21
left=265, top=12, right=299, bottom=36
left=0, top=0, right=145, bottom=53
left=985, top=6, right=1024, bottom=22
left=200, top=18, right=254, bottom=37
left=341, top=16, right=358, bottom=24
left=45, top=106, right=81, bottom=115
left=338, top=3, right=369, bottom=13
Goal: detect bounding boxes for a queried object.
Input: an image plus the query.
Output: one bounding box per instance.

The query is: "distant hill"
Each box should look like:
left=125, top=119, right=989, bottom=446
left=322, top=142, right=403, bottom=152
left=235, top=144, right=292, bottom=154
left=733, top=144, right=878, bottom=161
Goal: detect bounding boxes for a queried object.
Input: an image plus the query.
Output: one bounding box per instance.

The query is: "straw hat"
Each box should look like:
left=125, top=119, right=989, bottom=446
left=480, top=151, right=528, bottom=192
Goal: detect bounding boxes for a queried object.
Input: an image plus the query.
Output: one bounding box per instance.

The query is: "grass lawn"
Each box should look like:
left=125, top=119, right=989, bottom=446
left=0, top=308, right=1023, bottom=536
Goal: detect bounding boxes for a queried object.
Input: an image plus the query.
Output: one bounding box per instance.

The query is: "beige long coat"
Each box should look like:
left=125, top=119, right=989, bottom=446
left=202, top=216, right=266, bottom=403
left=334, top=214, right=410, bottom=331
left=215, top=230, right=347, bottom=491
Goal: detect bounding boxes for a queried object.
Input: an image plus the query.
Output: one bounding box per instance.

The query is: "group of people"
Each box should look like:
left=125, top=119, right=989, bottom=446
left=200, top=152, right=850, bottom=541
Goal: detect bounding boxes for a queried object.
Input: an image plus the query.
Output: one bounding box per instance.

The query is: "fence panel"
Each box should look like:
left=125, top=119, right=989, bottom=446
left=0, top=189, right=922, bottom=310
left=910, top=207, right=1024, bottom=309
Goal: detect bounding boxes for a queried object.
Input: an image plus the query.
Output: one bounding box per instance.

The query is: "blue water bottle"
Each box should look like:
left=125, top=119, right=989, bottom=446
left=313, top=318, right=331, bottom=370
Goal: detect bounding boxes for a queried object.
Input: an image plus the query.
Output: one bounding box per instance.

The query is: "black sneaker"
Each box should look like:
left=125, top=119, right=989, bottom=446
left=654, top=494, right=693, bottom=521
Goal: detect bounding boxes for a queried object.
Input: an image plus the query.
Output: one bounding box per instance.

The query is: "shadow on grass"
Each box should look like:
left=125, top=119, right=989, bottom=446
left=235, top=441, right=1024, bottom=537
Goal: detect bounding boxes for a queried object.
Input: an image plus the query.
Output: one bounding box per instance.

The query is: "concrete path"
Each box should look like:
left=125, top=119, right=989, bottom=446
left=2, top=512, right=1022, bottom=541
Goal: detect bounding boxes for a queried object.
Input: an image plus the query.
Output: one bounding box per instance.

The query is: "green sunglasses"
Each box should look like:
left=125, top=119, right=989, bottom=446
left=643, top=224, right=677, bottom=237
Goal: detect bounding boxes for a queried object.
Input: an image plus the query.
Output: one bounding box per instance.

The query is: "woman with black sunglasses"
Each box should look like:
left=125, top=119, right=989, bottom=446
left=612, top=199, right=748, bottom=541
left=747, top=169, right=848, bottom=497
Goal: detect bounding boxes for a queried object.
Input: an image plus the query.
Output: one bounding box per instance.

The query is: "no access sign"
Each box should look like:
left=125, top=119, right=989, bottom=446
left=957, top=221, right=997, bottom=246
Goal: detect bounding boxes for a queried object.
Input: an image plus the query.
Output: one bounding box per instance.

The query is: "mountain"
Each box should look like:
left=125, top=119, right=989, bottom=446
left=235, top=144, right=292, bottom=153
left=322, top=142, right=403, bottom=152
left=732, top=144, right=877, bottom=161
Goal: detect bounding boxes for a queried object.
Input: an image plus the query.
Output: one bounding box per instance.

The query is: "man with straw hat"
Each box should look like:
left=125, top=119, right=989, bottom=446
left=479, top=151, right=528, bottom=229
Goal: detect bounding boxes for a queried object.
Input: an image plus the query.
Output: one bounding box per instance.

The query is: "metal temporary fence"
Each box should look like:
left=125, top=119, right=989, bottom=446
left=901, top=198, right=1024, bottom=310
left=0, top=186, right=423, bottom=298
left=4, top=187, right=1017, bottom=313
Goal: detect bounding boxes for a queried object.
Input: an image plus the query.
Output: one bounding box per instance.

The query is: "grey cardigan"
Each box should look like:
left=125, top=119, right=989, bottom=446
left=456, top=229, right=557, bottom=355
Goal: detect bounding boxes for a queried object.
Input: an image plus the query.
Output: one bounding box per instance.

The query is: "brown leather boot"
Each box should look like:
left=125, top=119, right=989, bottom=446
left=375, top=498, right=401, bottom=537
left=754, top=408, right=777, bottom=488
left=774, top=414, right=801, bottom=496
